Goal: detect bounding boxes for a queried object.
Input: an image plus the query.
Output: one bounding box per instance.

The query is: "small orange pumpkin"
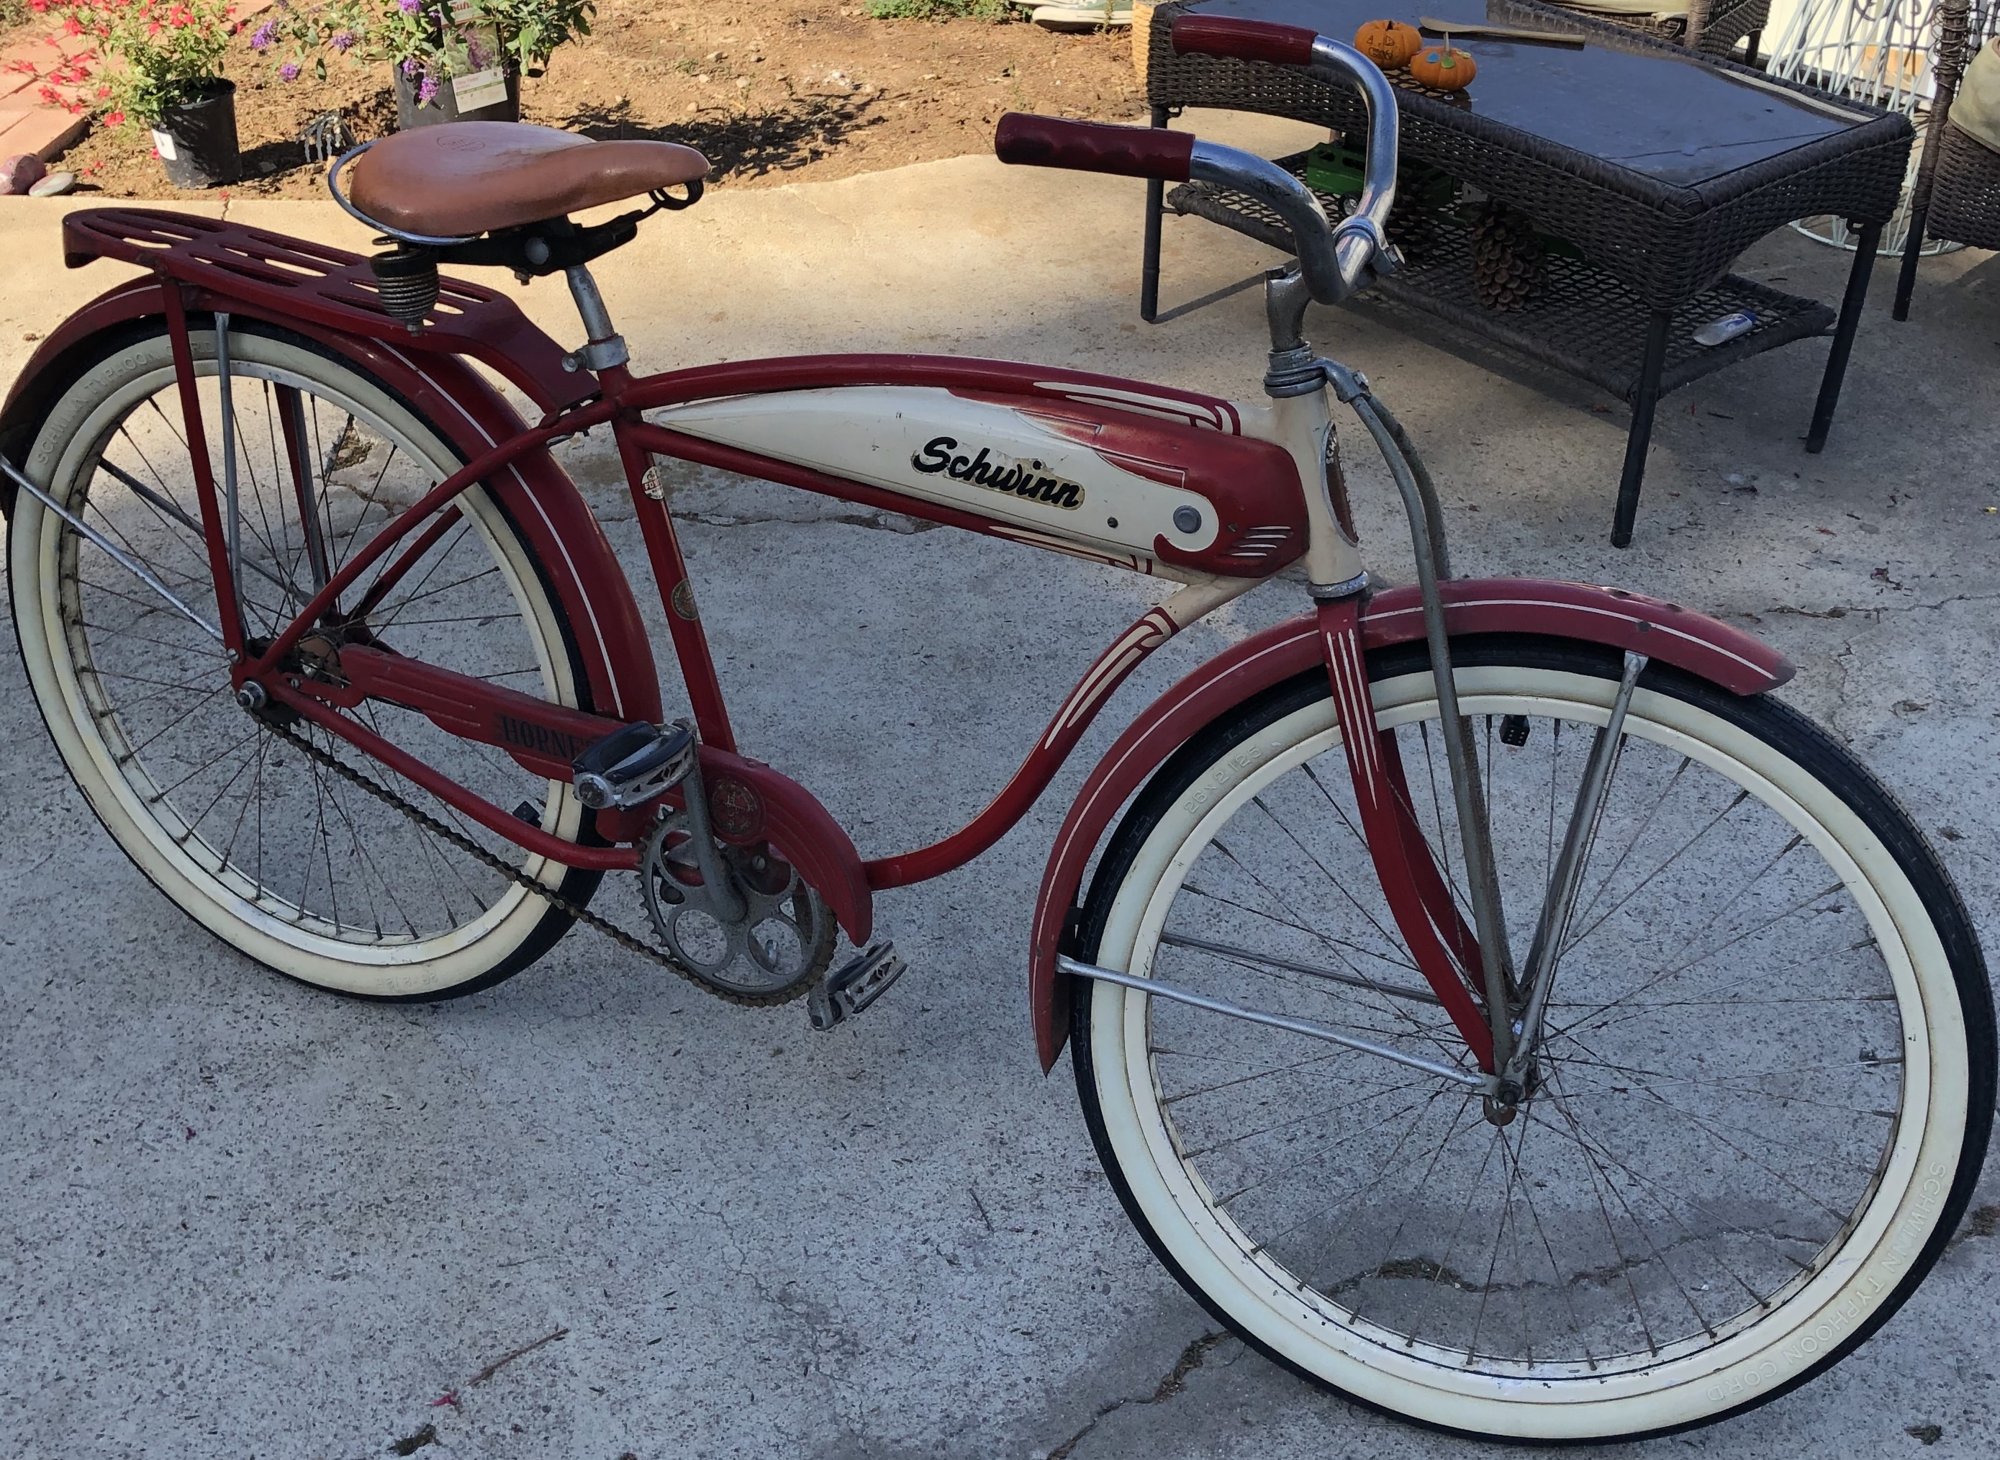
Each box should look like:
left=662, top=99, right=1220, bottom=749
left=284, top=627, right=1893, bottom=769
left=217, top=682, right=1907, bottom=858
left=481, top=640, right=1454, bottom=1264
left=1353, top=19, right=1423, bottom=70
left=1409, top=45, right=1477, bottom=90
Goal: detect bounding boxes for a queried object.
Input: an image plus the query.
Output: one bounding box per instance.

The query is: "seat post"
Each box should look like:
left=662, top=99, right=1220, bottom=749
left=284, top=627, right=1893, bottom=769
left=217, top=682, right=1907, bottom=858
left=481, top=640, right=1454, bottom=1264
left=564, top=265, right=630, bottom=373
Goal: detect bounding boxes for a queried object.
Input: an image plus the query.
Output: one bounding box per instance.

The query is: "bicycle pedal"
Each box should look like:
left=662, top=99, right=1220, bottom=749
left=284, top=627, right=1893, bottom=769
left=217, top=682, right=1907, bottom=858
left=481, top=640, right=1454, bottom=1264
left=808, top=944, right=905, bottom=1032
left=571, top=719, right=696, bottom=810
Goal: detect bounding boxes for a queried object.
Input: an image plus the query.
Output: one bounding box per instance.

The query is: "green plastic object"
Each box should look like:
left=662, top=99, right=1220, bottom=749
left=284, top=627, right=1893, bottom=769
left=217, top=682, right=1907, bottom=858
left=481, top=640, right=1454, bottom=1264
left=1305, top=140, right=1458, bottom=215
left=1304, top=142, right=1366, bottom=198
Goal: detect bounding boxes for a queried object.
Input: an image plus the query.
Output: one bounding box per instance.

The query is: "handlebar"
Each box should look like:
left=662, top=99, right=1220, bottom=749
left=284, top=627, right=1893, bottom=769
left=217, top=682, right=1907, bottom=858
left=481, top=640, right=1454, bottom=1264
left=993, top=115, right=1194, bottom=182
left=992, top=18, right=1401, bottom=307
left=1170, top=13, right=1318, bottom=67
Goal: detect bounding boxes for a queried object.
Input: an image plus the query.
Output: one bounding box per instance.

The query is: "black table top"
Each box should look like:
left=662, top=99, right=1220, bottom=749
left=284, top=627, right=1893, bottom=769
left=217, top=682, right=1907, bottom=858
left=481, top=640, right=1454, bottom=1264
left=1181, top=0, right=1878, bottom=186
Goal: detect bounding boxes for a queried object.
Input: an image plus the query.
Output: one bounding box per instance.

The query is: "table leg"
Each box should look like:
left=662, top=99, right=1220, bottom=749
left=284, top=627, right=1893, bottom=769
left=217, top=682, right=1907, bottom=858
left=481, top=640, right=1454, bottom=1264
left=1612, top=310, right=1673, bottom=549
left=1141, top=104, right=1170, bottom=324
left=1744, top=29, right=1762, bottom=69
left=1892, top=207, right=1928, bottom=321
left=1806, top=221, right=1882, bottom=454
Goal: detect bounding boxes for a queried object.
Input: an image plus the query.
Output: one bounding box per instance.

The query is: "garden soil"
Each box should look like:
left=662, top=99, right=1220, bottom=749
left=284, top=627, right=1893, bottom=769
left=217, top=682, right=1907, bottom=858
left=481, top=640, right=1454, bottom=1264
left=42, top=3, right=1146, bottom=199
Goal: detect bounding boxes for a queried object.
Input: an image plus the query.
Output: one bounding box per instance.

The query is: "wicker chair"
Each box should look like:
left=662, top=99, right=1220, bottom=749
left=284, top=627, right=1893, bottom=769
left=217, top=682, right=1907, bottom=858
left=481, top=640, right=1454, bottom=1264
left=1525, top=0, right=1771, bottom=62
left=1894, top=0, right=2000, bottom=318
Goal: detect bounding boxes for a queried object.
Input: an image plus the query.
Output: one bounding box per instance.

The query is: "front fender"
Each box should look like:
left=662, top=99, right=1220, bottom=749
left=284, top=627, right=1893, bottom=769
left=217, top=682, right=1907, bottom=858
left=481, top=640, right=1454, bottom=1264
left=0, top=280, right=661, bottom=725
left=1027, top=578, right=1794, bottom=1070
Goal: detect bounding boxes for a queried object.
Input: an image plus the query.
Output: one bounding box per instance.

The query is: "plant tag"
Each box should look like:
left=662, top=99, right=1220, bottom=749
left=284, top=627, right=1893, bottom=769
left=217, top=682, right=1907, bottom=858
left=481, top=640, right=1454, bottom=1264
left=151, top=130, right=177, bottom=163
left=453, top=66, right=508, bottom=110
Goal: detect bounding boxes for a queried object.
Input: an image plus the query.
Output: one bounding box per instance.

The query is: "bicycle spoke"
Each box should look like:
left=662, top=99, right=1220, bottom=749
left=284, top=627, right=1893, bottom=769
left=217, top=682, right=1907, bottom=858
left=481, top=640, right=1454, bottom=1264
left=1119, top=670, right=1923, bottom=1381
left=51, top=360, right=563, bottom=954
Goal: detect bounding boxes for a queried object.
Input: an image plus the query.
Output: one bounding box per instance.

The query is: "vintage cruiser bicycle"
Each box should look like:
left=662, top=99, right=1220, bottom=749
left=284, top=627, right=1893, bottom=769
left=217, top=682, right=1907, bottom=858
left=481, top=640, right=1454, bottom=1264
left=1, top=16, right=1990, bottom=1442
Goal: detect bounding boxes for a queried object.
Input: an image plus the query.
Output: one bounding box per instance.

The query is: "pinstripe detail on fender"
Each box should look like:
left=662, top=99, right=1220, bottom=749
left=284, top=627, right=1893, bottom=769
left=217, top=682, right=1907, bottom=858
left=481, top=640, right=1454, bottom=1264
left=1317, top=597, right=1494, bottom=1067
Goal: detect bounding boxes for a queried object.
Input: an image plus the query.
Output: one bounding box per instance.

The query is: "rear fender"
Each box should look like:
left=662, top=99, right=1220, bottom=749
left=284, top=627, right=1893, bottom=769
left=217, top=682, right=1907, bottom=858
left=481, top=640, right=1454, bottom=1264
left=1027, top=578, right=1794, bottom=1070
left=0, top=280, right=661, bottom=724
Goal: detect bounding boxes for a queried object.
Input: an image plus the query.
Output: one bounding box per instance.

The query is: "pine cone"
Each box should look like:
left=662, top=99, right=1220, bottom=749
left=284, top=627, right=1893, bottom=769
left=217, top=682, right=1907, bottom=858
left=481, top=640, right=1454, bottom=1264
left=1385, top=190, right=1441, bottom=268
left=1469, top=203, right=1544, bottom=312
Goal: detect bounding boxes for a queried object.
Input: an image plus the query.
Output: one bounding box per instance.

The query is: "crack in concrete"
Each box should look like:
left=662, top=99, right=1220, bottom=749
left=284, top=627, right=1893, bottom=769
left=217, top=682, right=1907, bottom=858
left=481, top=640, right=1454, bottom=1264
left=1758, top=589, right=2000, bottom=624
left=798, top=192, right=869, bottom=251
left=1312, top=1219, right=1805, bottom=1306
left=1043, top=1330, right=1228, bottom=1460
left=1827, top=638, right=1860, bottom=741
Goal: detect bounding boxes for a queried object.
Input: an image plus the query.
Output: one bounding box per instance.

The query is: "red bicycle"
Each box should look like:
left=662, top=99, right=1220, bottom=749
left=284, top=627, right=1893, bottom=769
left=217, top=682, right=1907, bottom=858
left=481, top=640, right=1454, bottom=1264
left=2, top=17, right=1989, bottom=1442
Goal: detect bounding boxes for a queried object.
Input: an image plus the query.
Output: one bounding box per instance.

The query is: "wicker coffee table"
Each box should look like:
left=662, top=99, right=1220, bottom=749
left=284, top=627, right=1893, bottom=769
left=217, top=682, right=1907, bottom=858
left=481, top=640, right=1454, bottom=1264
left=1142, top=0, right=1914, bottom=544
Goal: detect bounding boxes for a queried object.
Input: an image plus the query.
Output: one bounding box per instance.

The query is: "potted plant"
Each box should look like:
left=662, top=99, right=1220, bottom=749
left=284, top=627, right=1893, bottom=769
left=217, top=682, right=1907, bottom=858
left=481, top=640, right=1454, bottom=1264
left=16, top=0, right=241, bottom=187
left=270, top=0, right=593, bottom=129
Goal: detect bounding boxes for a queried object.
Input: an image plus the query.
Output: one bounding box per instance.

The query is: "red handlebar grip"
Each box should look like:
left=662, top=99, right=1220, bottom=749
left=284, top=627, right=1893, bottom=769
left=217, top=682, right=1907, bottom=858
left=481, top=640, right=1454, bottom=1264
left=1170, top=14, right=1318, bottom=66
left=994, top=113, right=1195, bottom=182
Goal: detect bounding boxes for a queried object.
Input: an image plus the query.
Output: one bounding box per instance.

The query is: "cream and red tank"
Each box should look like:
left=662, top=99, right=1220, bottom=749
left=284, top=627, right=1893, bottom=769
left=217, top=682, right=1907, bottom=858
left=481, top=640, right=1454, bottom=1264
left=650, top=376, right=1309, bottom=578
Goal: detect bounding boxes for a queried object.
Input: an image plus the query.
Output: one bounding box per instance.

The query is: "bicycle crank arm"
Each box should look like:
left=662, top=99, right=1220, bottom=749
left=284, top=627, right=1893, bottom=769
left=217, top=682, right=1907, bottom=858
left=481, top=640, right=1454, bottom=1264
left=1059, top=956, right=1494, bottom=1092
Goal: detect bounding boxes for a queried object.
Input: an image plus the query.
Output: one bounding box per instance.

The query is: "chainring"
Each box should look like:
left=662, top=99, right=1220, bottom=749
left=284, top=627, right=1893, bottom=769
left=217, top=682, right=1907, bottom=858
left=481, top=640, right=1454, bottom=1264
left=639, top=811, right=837, bottom=1004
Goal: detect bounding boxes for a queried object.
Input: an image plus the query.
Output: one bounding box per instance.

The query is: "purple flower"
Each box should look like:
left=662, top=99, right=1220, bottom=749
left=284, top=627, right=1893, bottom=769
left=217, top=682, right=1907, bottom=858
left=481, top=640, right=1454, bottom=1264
left=416, top=73, right=440, bottom=106
left=397, top=0, right=420, bottom=12
left=279, top=60, right=301, bottom=82
left=401, top=58, right=419, bottom=76
left=249, top=20, right=276, bottom=50
left=330, top=29, right=356, bottom=53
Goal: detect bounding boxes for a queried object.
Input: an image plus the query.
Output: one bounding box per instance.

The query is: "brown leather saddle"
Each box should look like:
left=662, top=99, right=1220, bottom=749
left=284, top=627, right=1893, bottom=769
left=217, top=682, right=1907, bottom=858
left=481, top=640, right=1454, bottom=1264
left=345, top=122, right=710, bottom=239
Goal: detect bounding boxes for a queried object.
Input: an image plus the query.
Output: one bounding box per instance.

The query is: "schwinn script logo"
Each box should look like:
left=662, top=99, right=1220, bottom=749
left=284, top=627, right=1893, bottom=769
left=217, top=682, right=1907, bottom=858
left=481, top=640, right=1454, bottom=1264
left=911, top=436, right=1084, bottom=510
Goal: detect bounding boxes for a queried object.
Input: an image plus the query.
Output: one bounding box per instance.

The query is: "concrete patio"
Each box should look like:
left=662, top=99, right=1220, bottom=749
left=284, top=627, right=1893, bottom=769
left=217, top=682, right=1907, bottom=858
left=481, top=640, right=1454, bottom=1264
left=2, top=115, right=1997, bottom=1458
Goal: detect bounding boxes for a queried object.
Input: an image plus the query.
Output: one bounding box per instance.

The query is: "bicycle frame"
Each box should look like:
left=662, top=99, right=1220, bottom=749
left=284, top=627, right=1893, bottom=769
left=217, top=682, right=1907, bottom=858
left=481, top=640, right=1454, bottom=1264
left=247, top=364, right=1327, bottom=872
left=5, top=205, right=1795, bottom=1085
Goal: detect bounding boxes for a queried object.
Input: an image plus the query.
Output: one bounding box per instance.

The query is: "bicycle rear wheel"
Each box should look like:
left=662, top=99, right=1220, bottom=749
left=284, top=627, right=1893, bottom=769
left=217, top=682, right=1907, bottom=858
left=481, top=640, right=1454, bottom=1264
left=8, top=320, right=599, bottom=998
left=1072, top=637, right=1993, bottom=1440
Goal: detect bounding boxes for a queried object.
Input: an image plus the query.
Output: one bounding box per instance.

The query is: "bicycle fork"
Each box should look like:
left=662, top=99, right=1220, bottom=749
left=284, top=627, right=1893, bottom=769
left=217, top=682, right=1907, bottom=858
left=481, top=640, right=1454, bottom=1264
left=1317, top=375, right=1649, bottom=1109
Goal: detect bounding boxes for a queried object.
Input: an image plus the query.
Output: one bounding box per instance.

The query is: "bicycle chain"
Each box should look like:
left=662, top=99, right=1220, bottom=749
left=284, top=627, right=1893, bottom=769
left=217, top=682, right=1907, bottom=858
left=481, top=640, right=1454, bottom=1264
left=264, top=719, right=808, bottom=1008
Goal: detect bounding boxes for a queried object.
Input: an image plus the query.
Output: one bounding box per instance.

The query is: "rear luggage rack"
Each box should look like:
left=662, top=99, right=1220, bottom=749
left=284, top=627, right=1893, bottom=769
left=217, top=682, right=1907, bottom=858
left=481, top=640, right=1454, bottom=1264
left=60, top=207, right=595, bottom=413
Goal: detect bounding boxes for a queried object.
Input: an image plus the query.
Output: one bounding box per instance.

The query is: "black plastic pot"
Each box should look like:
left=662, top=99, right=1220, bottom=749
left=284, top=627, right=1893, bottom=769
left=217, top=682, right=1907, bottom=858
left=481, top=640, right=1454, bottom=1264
left=392, top=64, right=521, bottom=129
left=151, top=79, right=241, bottom=189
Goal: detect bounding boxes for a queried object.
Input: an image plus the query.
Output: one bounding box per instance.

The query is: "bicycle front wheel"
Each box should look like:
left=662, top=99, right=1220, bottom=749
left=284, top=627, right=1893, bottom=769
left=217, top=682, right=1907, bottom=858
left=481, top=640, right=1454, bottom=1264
left=8, top=321, right=600, bottom=998
left=1072, top=637, right=1993, bottom=1441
